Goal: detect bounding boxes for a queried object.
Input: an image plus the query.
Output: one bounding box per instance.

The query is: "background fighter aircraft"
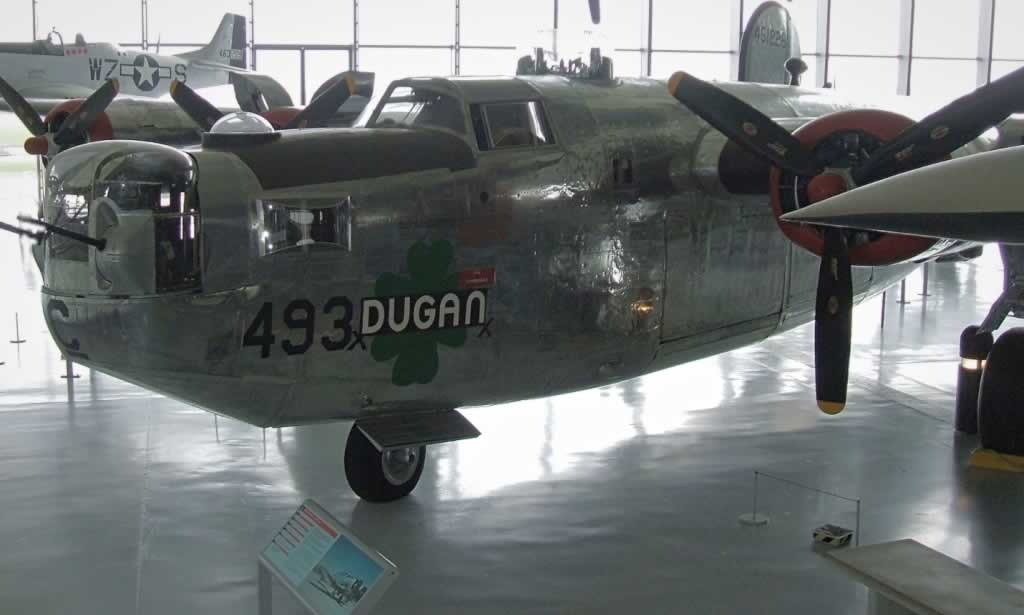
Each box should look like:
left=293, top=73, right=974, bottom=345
left=0, top=71, right=374, bottom=161
left=0, top=13, right=374, bottom=161
left=0, top=13, right=249, bottom=105
left=3, top=0, right=1022, bottom=504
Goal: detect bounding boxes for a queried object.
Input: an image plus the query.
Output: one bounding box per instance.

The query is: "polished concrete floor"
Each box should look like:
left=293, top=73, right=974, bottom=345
left=2, top=150, right=1024, bottom=614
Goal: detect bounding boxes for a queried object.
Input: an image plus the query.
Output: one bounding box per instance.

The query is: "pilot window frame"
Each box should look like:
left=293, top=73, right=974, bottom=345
left=367, top=84, right=470, bottom=136
left=471, top=100, right=556, bottom=152
left=253, top=198, right=353, bottom=258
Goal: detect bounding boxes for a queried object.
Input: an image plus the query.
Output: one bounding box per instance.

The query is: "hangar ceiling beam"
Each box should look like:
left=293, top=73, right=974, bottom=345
left=352, top=0, right=360, bottom=70
left=977, top=0, right=995, bottom=86
left=249, top=0, right=256, bottom=70
left=454, top=0, right=461, bottom=75
left=897, top=0, right=913, bottom=95
left=730, top=0, right=743, bottom=81
left=815, top=0, right=830, bottom=88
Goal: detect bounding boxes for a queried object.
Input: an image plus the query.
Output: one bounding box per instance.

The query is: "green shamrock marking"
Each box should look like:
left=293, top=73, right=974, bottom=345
left=370, top=240, right=468, bottom=385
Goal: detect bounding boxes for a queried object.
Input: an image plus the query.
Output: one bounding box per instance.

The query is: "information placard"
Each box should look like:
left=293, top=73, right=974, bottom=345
left=260, top=499, right=398, bottom=615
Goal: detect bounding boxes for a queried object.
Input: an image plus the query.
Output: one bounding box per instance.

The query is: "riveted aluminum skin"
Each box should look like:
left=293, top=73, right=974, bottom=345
left=37, top=75, right=985, bottom=427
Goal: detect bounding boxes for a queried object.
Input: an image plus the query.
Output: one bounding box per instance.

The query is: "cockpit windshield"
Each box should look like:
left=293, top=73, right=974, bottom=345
left=369, top=85, right=466, bottom=134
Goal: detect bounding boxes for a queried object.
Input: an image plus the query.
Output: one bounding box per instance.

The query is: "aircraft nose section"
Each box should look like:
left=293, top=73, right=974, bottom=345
left=41, top=141, right=201, bottom=298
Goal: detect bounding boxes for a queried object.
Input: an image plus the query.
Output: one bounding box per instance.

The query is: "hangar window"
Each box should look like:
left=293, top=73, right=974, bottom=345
left=370, top=85, right=466, bottom=134
left=255, top=199, right=352, bottom=257
left=473, top=101, right=555, bottom=150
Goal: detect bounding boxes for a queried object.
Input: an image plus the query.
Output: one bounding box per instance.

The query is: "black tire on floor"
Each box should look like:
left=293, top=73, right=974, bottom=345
left=978, top=327, right=1024, bottom=455
left=344, top=426, right=426, bottom=502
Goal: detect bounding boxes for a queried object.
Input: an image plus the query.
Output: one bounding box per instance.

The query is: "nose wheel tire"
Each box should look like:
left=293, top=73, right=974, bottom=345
left=344, top=425, right=426, bottom=502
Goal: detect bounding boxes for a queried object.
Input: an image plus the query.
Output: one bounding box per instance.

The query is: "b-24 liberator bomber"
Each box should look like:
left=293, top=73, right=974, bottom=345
left=6, top=7, right=1024, bottom=501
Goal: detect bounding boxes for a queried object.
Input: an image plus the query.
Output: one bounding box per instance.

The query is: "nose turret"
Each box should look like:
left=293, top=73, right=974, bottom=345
left=42, top=140, right=200, bottom=297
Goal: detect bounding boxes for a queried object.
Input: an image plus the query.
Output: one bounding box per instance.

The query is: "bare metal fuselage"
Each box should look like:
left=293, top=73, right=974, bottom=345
left=39, top=76, right=931, bottom=426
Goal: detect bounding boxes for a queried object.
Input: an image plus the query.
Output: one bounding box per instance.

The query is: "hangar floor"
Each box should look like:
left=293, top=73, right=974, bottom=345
left=1, top=155, right=1023, bottom=614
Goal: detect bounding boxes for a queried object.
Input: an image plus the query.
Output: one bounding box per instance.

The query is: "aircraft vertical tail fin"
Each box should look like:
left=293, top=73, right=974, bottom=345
left=179, top=13, right=247, bottom=69
left=737, top=1, right=803, bottom=85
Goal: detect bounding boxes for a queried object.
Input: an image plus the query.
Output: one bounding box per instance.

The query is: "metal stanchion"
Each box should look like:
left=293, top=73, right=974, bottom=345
left=738, top=471, right=770, bottom=526
left=738, top=470, right=861, bottom=543
left=919, top=262, right=931, bottom=297
left=10, top=313, right=26, bottom=344
left=63, top=358, right=78, bottom=402
left=60, top=357, right=79, bottom=379
left=880, top=290, right=887, bottom=330
left=897, top=279, right=910, bottom=305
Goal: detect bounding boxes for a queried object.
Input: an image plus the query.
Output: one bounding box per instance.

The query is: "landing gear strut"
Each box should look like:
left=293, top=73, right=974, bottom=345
left=958, top=245, right=1024, bottom=461
left=344, top=426, right=426, bottom=503
left=955, top=325, right=993, bottom=433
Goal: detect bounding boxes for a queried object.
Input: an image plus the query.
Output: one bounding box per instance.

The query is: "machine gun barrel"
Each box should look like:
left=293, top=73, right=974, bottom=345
left=16, top=216, right=106, bottom=250
left=0, top=219, right=45, bottom=242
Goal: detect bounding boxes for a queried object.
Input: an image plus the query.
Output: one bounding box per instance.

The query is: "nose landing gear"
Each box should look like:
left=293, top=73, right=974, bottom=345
left=344, top=427, right=426, bottom=502
left=343, top=409, right=481, bottom=502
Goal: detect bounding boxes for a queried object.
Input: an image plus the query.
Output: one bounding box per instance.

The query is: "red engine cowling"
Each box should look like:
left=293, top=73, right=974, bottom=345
left=44, top=99, right=115, bottom=141
left=769, top=109, right=940, bottom=266
left=260, top=107, right=303, bottom=130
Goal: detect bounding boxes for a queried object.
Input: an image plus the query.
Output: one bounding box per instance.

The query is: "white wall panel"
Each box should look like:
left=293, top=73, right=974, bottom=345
left=992, top=0, right=1024, bottom=59
left=460, top=0, right=551, bottom=49
left=830, top=0, right=900, bottom=55
left=913, top=0, right=980, bottom=58
left=827, top=57, right=899, bottom=96
left=146, top=0, right=249, bottom=45
left=910, top=58, right=977, bottom=100
left=361, top=0, right=454, bottom=45
left=255, top=0, right=353, bottom=44
left=0, top=1, right=34, bottom=40
left=652, top=1, right=732, bottom=52
left=650, top=51, right=730, bottom=80
left=37, top=0, right=144, bottom=44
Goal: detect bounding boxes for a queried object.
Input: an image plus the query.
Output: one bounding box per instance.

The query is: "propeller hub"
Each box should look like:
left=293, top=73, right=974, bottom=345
left=24, top=135, right=50, bottom=156
left=807, top=172, right=848, bottom=204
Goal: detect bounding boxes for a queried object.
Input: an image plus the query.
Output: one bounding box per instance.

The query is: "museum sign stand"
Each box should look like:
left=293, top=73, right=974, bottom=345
left=258, top=499, right=399, bottom=615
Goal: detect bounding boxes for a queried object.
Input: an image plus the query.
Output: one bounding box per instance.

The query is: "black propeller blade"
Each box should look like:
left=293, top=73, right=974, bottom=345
left=814, top=227, right=853, bottom=414
left=52, top=79, right=118, bottom=146
left=588, top=0, right=601, bottom=24
left=285, top=71, right=374, bottom=130
left=0, top=74, right=45, bottom=136
left=668, top=71, right=823, bottom=176
left=169, top=80, right=225, bottom=131
left=852, top=64, right=1024, bottom=185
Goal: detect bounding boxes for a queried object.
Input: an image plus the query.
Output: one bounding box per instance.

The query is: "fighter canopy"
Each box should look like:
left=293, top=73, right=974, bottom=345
left=668, top=64, right=1024, bottom=413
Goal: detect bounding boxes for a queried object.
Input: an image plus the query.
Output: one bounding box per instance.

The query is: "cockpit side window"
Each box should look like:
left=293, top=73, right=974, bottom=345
left=370, top=86, right=466, bottom=134
left=473, top=101, right=555, bottom=151
left=255, top=199, right=352, bottom=257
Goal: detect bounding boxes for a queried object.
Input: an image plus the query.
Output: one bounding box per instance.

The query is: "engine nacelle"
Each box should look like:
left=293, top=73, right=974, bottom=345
left=769, top=109, right=941, bottom=266
left=44, top=99, right=115, bottom=143
left=27, top=99, right=204, bottom=156
left=260, top=107, right=304, bottom=130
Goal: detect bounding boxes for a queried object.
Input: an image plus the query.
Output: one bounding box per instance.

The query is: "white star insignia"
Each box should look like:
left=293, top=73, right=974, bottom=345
left=135, top=56, right=159, bottom=89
